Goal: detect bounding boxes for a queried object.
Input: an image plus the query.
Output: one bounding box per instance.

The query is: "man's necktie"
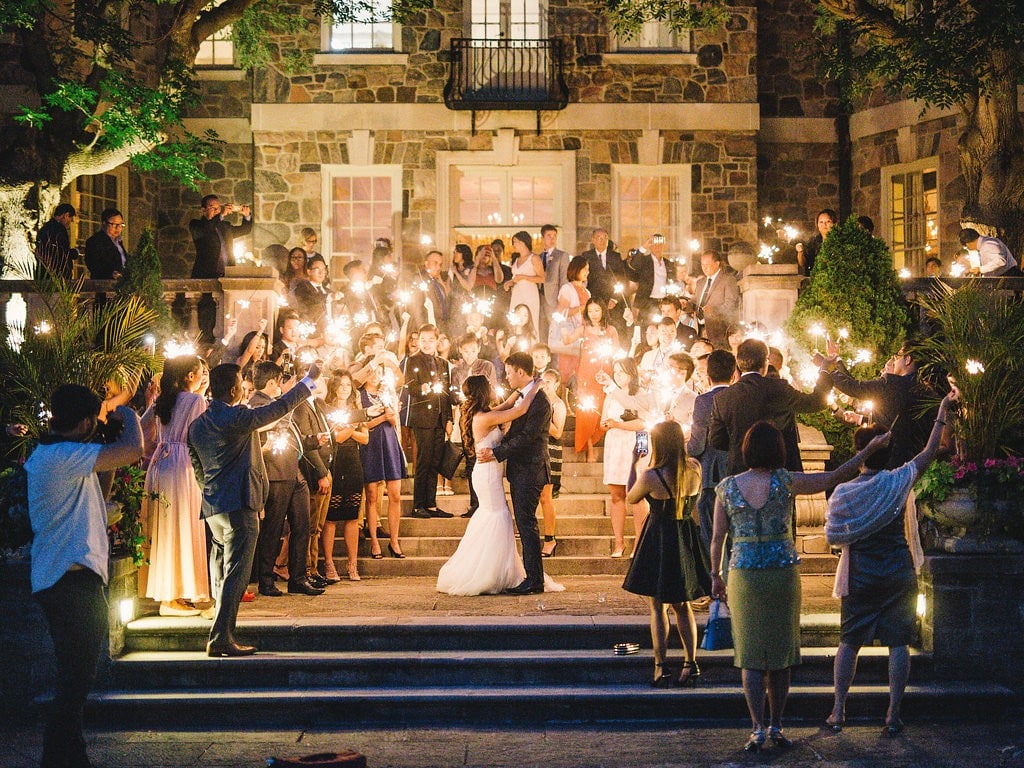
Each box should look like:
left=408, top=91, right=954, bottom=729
left=542, top=250, right=549, bottom=268
left=698, top=277, right=712, bottom=309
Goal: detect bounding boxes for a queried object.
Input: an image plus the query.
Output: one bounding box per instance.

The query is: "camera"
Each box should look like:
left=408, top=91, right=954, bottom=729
left=628, top=248, right=643, bottom=258
left=652, top=234, right=665, bottom=245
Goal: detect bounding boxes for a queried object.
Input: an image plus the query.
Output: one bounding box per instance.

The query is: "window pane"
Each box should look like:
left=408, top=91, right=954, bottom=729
left=616, top=172, right=686, bottom=257
left=331, top=173, right=395, bottom=261
left=887, top=166, right=938, bottom=274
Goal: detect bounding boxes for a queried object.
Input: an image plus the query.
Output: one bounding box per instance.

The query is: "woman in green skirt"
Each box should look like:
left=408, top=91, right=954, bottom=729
left=709, top=421, right=890, bottom=752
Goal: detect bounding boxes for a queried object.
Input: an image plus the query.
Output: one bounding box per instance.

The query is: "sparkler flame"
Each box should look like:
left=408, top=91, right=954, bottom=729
left=965, top=359, right=985, bottom=375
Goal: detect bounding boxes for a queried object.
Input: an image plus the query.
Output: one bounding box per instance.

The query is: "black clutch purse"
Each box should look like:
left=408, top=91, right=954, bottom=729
left=439, top=440, right=464, bottom=480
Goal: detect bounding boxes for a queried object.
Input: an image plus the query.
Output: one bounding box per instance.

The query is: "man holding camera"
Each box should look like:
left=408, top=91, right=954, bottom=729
left=190, top=194, right=252, bottom=342
left=625, top=233, right=679, bottom=322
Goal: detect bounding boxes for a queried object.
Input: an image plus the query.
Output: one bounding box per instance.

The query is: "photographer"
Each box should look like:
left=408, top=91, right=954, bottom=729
left=624, top=234, right=679, bottom=323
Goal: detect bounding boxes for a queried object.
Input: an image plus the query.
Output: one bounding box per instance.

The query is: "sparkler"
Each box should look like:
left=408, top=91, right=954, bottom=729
left=898, top=268, right=912, bottom=279
left=327, top=410, right=351, bottom=425
left=577, top=395, right=597, bottom=412
left=854, top=349, right=872, bottom=365
left=950, top=262, right=966, bottom=278
left=296, top=321, right=317, bottom=340
left=965, top=359, right=985, bottom=375
left=164, top=340, right=197, bottom=358
left=808, top=322, right=826, bottom=352
left=34, top=320, right=52, bottom=334
left=268, top=430, right=290, bottom=454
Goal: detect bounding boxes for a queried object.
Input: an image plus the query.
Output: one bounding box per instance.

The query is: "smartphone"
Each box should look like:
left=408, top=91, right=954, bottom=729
left=652, top=234, right=666, bottom=245
left=635, top=431, right=650, bottom=456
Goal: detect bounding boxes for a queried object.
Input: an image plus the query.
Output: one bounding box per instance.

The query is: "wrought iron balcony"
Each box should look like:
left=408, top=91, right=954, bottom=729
left=444, top=38, right=569, bottom=112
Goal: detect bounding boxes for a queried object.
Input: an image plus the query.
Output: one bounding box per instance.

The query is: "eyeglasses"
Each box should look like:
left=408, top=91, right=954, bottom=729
left=104, top=221, right=125, bottom=228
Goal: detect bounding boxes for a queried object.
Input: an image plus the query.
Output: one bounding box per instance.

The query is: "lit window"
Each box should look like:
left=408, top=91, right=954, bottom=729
left=614, top=22, right=689, bottom=52
left=614, top=166, right=692, bottom=256
left=883, top=160, right=939, bottom=276
left=194, top=2, right=234, bottom=67
left=324, top=166, right=401, bottom=262
left=453, top=166, right=558, bottom=247
left=469, top=0, right=543, bottom=39
left=330, top=0, right=395, bottom=50
left=71, top=168, right=128, bottom=253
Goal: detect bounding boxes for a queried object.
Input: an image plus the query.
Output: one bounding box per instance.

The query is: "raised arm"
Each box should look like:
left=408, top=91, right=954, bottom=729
left=94, top=406, right=144, bottom=473
left=790, top=431, right=893, bottom=496
left=912, top=388, right=959, bottom=475
left=479, top=382, right=541, bottom=427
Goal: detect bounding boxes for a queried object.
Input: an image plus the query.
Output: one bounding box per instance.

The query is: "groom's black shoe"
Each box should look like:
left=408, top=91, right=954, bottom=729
left=461, top=507, right=477, bottom=518
left=410, top=508, right=432, bottom=519
left=429, top=508, right=454, bottom=518
left=504, top=581, right=543, bottom=595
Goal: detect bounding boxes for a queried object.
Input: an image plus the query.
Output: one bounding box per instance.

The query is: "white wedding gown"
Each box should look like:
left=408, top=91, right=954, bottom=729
left=437, top=427, right=565, bottom=596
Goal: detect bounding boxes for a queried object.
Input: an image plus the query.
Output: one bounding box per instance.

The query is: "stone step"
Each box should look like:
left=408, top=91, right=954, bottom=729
left=400, top=471, right=608, bottom=496
left=84, top=680, right=1014, bottom=728
left=395, top=495, right=610, bottom=517
left=332, top=554, right=635, bottom=577
left=123, top=615, right=846, bottom=654
left=352, top=536, right=637, bottom=559
left=392, top=510, right=616, bottom=537
left=109, top=647, right=931, bottom=691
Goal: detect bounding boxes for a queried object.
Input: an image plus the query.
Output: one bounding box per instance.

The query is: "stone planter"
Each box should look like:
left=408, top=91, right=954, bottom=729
left=921, top=488, right=980, bottom=531
left=919, top=489, right=1024, bottom=554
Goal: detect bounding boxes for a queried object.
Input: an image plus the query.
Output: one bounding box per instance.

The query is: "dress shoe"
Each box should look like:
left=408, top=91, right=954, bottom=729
left=288, top=578, right=326, bottom=596
left=504, top=581, right=543, bottom=595
left=411, top=508, right=432, bottom=519
left=258, top=584, right=283, bottom=597
left=461, top=508, right=477, bottom=518
left=206, top=640, right=256, bottom=657
left=320, top=569, right=342, bottom=585
left=306, top=573, right=329, bottom=588
left=240, top=590, right=256, bottom=603
left=429, top=507, right=454, bottom=518
left=159, top=600, right=200, bottom=617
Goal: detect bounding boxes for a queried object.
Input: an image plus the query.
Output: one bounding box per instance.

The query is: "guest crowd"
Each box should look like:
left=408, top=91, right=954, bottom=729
left=24, top=195, right=975, bottom=765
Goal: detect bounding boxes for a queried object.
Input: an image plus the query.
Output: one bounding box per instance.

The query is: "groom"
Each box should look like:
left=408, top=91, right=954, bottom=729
left=477, top=351, right=551, bottom=594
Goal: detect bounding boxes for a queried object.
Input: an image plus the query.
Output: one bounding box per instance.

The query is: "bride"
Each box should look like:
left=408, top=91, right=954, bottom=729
left=437, top=375, right=565, bottom=596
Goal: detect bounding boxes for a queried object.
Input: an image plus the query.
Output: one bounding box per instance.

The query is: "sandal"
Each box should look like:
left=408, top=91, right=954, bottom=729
left=825, top=715, right=845, bottom=733
left=884, top=719, right=904, bottom=736
left=674, top=659, right=700, bottom=687
left=768, top=726, right=793, bottom=748
left=650, top=663, right=674, bottom=689
left=744, top=729, right=766, bottom=753
left=541, top=536, right=557, bottom=558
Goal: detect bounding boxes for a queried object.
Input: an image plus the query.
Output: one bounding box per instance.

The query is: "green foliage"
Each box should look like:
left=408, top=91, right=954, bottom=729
left=0, top=464, right=30, bottom=554
left=0, top=268, right=161, bottom=446
left=914, top=457, right=957, bottom=504
left=913, top=280, right=1024, bottom=463
left=816, top=0, right=1024, bottom=109
left=116, top=229, right=176, bottom=337
left=109, top=464, right=152, bottom=566
left=787, top=216, right=909, bottom=374
left=604, top=0, right=729, bottom=38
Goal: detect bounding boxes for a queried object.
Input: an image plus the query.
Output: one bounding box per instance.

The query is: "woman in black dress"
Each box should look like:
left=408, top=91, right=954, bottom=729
left=323, top=371, right=369, bottom=581
left=623, top=420, right=712, bottom=687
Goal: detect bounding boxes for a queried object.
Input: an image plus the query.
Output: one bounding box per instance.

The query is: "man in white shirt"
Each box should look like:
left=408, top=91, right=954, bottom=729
left=639, top=318, right=683, bottom=384
left=693, top=250, right=740, bottom=349
left=958, top=227, right=1018, bottom=276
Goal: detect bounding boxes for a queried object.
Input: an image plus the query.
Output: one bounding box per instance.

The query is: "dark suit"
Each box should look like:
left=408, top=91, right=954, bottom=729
left=830, top=364, right=932, bottom=468
left=248, top=391, right=311, bottom=591
left=293, top=397, right=335, bottom=574
left=583, top=245, right=627, bottom=334
left=36, top=218, right=76, bottom=279
left=492, top=382, right=551, bottom=589
left=84, top=230, right=126, bottom=280
left=708, top=371, right=831, bottom=474
left=187, top=380, right=311, bottom=646
left=624, top=250, right=677, bottom=316
left=189, top=214, right=253, bottom=279
left=693, top=269, right=741, bottom=349
left=190, top=213, right=253, bottom=342
left=403, top=352, right=453, bottom=511
left=687, top=384, right=730, bottom=553
left=293, top=279, right=329, bottom=324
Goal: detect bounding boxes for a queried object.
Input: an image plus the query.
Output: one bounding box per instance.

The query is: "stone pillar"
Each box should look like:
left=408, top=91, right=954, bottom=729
left=738, top=263, right=805, bottom=330
left=220, top=265, right=282, bottom=348
left=796, top=422, right=834, bottom=556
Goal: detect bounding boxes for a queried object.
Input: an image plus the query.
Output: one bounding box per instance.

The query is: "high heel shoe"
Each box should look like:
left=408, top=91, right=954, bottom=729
left=674, top=659, right=700, bottom=687
left=824, top=715, right=845, bottom=733
left=370, top=544, right=384, bottom=560
left=388, top=543, right=406, bottom=559
left=768, top=726, right=793, bottom=748
left=744, top=729, right=766, bottom=753
left=347, top=565, right=361, bottom=581
left=541, top=536, right=557, bottom=558
left=650, top=663, right=674, bottom=689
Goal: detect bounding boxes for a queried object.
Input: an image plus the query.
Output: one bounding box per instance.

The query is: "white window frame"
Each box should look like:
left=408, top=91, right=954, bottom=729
left=881, top=157, right=939, bottom=275
left=465, top=0, right=545, bottom=39
left=436, top=149, right=576, bottom=259
left=322, top=1, right=402, bottom=52
left=612, top=164, right=694, bottom=266
left=70, top=166, right=129, bottom=254
left=321, top=164, right=403, bottom=265
left=610, top=21, right=690, bottom=53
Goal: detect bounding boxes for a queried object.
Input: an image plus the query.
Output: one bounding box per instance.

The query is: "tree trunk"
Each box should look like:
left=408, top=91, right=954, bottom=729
left=957, top=48, right=1024, bottom=257
left=0, top=185, right=43, bottom=279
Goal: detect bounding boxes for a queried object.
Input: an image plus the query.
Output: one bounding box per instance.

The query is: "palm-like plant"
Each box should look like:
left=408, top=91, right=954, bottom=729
left=913, top=280, right=1024, bottom=463
left=0, top=261, right=161, bottom=445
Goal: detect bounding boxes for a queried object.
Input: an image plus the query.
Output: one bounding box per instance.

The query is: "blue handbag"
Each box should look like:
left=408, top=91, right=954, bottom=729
left=699, top=598, right=733, bottom=651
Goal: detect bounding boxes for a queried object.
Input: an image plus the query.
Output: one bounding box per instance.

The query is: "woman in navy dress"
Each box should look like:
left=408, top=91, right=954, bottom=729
left=359, top=363, right=407, bottom=559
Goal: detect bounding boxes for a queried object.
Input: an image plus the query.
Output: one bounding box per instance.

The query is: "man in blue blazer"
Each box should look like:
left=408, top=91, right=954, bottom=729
left=188, top=360, right=321, bottom=657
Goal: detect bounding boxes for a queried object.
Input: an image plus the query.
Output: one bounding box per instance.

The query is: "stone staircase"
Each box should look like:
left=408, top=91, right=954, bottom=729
left=96, top=613, right=1014, bottom=728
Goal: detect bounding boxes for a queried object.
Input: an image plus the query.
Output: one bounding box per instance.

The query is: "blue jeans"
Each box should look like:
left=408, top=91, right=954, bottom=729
left=206, top=508, right=259, bottom=646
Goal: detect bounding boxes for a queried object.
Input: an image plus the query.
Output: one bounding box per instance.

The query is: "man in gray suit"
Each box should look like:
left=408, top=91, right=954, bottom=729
left=539, top=224, right=569, bottom=340
left=692, top=250, right=740, bottom=349
left=686, top=349, right=735, bottom=554
left=188, top=360, right=321, bottom=657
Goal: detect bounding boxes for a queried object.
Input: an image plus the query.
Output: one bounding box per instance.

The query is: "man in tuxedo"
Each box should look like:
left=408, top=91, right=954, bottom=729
left=189, top=194, right=253, bottom=342
left=36, top=203, right=78, bottom=279
left=247, top=363, right=324, bottom=598
left=539, top=224, right=570, bottom=339
left=292, top=255, right=330, bottom=324
left=404, top=324, right=455, bottom=519
left=187, top=360, right=321, bottom=657
left=409, top=250, right=451, bottom=334
left=292, top=374, right=335, bottom=585
left=624, top=233, right=678, bottom=320
left=657, top=296, right=699, bottom=350
left=582, top=227, right=627, bottom=337
left=693, top=250, right=740, bottom=349
left=477, top=350, right=551, bottom=594
left=709, top=339, right=832, bottom=474
left=687, top=349, right=735, bottom=552
left=84, top=208, right=128, bottom=280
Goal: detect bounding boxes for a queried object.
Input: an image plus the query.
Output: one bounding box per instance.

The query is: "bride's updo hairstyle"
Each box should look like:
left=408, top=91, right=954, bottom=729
left=461, top=374, right=494, bottom=458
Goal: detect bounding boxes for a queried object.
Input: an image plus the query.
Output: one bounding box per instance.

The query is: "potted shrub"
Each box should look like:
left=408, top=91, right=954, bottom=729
left=913, top=280, right=1024, bottom=550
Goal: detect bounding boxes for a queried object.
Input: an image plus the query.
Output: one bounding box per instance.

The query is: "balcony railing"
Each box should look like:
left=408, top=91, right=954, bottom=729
left=444, top=38, right=569, bottom=112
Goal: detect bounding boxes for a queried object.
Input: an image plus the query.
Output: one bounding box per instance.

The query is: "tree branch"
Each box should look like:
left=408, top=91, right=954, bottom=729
left=191, top=0, right=259, bottom=52
left=61, top=136, right=162, bottom=188
left=817, top=0, right=902, bottom=41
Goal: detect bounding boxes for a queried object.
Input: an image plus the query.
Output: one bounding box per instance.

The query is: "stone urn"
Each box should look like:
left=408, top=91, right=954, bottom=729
left=727, top=242, right=757, bottom=273
left=922, top=488, right=980, bottom=532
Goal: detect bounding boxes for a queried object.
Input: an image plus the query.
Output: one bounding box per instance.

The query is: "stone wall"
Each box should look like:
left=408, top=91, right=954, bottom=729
left=757, top=0, right=840, bottom=119
left=850, top=113, right=965, bottom=257
left=757, top=140, right=842, bottom=232
left=251, top=0, right=756, bottom=106
left=247, top=128, right=758, bottom=261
